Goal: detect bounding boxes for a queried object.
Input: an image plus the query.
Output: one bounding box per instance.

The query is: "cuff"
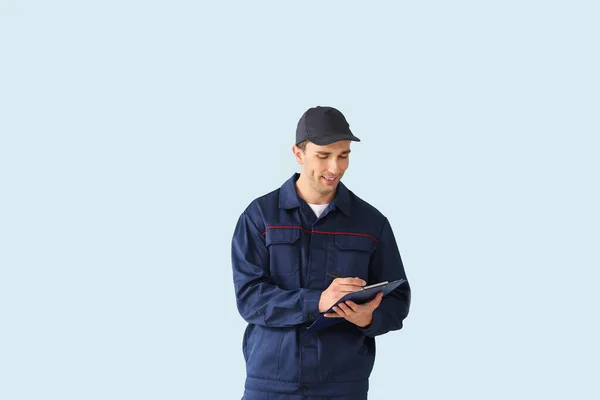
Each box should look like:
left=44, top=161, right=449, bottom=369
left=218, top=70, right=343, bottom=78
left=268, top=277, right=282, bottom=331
left=303, top=289, right=322, bottom=323
left=357, top=309, right=382, bottom=337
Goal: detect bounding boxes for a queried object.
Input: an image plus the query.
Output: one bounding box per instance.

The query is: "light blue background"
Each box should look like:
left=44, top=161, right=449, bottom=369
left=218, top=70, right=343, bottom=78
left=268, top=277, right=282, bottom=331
left=1, top=1, right=599, bottom=399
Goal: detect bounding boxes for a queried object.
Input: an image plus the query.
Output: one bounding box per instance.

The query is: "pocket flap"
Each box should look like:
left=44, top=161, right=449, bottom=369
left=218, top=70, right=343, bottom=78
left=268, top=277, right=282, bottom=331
left=265, top=227, right=300, bottom=245
left=334, top=234, right=375, bottom=252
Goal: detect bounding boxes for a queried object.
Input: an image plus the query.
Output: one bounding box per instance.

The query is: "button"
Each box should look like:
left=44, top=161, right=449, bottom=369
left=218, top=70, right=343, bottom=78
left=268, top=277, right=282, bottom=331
left=308, top=313, right=315, bottom=320
left=300, top=386, right=308, bottom=392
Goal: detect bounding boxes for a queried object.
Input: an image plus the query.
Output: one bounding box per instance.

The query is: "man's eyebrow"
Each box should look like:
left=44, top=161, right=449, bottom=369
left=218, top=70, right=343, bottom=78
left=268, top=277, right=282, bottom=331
left=315, top=150, right=352, bottom=155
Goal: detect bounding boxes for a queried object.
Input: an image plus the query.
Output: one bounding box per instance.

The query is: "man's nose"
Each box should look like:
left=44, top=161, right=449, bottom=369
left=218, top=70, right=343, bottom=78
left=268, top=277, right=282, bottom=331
left=328, top=158, right=342, bottom=174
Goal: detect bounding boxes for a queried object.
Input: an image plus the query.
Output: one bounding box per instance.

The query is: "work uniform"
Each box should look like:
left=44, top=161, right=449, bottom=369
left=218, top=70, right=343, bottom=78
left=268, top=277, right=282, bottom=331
left=231, top=173, right=411, bottom=399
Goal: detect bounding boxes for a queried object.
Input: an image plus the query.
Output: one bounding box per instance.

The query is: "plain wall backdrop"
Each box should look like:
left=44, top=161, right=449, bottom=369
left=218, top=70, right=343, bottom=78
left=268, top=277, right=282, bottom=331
left=1, top=1, right=599, bottom=399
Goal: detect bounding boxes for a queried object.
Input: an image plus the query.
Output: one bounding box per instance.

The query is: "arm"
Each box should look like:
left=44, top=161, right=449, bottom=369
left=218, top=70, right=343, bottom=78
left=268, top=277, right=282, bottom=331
left=231, top=211, right=322, bottom=328
left=357, top=217, right=411, bottom=337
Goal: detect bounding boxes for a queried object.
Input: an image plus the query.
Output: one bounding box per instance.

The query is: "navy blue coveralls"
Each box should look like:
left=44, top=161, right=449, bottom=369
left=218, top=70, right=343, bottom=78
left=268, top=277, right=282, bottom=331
left=231, top=173, right=411, bottom=399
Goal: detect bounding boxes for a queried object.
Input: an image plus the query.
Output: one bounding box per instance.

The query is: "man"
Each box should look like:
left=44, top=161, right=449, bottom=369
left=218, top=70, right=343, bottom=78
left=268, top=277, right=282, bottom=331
left=231, top=106, right=411, bottom=400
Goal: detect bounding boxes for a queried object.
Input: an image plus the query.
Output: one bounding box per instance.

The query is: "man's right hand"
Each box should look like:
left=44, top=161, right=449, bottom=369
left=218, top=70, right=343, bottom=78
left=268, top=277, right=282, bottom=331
left=318, top=277, right=366, bottom=313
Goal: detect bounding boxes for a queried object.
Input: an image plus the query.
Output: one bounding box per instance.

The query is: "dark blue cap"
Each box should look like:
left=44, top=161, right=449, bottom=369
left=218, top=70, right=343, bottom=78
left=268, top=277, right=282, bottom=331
left=295, top=106, right=361, bottom=146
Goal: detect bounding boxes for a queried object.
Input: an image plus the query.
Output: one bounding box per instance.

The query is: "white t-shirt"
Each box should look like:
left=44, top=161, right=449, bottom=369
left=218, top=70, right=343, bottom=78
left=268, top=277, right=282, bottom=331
left=308, top=203, right=329, bottom=218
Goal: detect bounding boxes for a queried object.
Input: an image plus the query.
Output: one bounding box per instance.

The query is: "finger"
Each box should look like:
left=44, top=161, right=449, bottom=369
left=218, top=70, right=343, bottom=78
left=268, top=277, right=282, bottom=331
left=336, top=285, right=364, bottom=293
left=336, top=283, right=366, bottom=290
left=336, top=303, right=353, bottom=315
left=337, top=277, right=367, bottom=287
left=331, top=306, right=347, bottom=317
left=324, top=312, right=343, bottom=318
left=344, top=300, right=359, bottom=312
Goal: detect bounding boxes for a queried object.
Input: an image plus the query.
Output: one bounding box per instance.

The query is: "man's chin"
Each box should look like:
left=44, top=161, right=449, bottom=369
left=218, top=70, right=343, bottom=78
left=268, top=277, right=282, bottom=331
left=317, top=183, right=338, bottom=194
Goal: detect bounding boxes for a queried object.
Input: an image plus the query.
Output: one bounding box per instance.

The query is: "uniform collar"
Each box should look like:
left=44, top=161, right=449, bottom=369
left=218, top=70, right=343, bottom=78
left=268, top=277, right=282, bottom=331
left=279, top=173, right=351, bottom=217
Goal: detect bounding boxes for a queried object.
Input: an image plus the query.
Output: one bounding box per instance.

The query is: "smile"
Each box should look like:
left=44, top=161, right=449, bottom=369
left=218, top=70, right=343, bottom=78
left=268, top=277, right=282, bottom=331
left=322, top=176, right=338, bottom=183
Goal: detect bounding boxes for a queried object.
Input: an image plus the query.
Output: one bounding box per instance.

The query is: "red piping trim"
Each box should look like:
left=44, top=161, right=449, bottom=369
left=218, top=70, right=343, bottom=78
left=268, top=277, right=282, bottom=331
left=262, top=225, right=378, bottom=242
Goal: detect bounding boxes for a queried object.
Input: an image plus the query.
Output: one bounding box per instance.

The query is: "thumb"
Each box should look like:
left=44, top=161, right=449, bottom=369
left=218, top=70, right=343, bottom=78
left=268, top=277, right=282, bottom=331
left=368, top=292, right=384, bottom=309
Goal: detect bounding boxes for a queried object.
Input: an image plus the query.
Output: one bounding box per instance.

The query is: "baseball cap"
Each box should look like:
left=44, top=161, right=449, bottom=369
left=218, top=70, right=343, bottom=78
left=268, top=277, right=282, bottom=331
left=295, top=106, right=361, bottom=146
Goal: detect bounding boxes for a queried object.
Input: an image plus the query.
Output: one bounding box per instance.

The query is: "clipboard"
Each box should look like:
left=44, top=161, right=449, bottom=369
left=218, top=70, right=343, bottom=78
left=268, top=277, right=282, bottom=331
left=304, top=278, right=407, bottom=333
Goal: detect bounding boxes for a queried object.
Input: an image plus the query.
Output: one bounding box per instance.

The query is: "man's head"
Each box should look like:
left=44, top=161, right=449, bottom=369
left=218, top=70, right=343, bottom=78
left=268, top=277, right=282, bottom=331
left=292, top=106, right=360, bottom=201
left=293, top=139, right=352, bottom=199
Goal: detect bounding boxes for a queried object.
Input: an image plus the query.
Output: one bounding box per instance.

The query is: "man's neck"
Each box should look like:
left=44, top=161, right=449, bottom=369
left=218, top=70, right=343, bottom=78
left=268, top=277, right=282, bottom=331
left=295, top=174, right=335, bottom=205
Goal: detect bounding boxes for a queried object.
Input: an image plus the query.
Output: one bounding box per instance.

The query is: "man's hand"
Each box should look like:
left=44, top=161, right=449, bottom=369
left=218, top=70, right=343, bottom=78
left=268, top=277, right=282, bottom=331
left=324, top=292, right=384, bottom=328
left=318, top=277, right=366, bottom=313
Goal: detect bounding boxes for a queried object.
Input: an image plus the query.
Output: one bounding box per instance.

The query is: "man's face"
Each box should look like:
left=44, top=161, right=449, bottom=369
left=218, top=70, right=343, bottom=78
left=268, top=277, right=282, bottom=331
left=293, top=140, right=351, bottom=197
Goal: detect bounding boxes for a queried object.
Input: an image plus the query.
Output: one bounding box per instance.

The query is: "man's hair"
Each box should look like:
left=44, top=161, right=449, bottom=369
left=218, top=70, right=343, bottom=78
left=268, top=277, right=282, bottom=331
left=296, top=140, right=308, bottom=152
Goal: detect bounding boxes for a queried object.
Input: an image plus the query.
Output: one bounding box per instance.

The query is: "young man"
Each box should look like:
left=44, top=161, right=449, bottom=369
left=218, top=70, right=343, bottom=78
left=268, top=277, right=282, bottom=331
left=231, top=106, right=411, bottom=400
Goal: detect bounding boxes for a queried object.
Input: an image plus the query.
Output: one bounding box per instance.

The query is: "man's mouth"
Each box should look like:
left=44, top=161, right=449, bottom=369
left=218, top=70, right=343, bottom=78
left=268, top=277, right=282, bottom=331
left=322, top=176, right=338, bottom=184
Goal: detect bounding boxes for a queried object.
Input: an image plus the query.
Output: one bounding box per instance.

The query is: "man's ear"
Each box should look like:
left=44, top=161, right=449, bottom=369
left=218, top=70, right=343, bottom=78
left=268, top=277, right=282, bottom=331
left=292, top=145, right=304, bottom=165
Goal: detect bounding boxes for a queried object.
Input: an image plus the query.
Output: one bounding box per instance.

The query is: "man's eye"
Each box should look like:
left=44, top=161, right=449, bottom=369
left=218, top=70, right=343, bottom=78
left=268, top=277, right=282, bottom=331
left=317, top=155, right=328, bottom=159
left=339, top=156, right=348, bottom=159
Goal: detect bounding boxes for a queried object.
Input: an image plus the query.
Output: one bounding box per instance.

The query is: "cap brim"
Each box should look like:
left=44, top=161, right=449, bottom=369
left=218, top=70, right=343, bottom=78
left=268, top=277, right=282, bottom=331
left=308, top=133, right=361, bottom=146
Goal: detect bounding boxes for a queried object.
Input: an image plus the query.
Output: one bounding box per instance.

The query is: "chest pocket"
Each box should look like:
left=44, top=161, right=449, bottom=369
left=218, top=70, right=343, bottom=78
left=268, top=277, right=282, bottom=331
left=265, top=228, right=301, bottom=280
left=328, top=234, right=375, bottom=282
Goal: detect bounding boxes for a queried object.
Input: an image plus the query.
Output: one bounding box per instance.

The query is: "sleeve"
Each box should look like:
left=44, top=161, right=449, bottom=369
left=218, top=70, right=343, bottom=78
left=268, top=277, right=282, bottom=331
left=358, top=217, right=411, bottom=337
left=231, top=210, right=322, bottom=328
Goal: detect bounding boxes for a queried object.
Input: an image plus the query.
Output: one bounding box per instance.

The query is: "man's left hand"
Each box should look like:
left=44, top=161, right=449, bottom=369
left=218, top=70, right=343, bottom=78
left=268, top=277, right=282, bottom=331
left=324, top=292, right=384, bottom=328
